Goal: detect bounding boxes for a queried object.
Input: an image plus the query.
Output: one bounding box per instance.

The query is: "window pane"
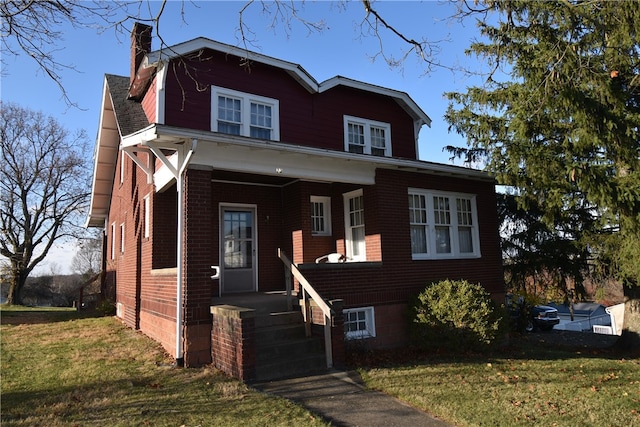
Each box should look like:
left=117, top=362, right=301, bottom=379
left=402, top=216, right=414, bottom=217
left=411, top=225, right=428, bottom=254
left=250, top=102, right=272, bottom=139
left=459, top=227, right=473, bottom=253
left=311, top=201, right=325, bottom=233
left=250, top=126, right=271, bottom=139
left=370, top=126, right=386, bottom=156
left=435, top=226, right=451, bottom=253
left=351, top=226, right=365, bottom=256
left=348, top=123, right=365, bottom=153
left=456, top=198, right=473, bottom=225
left=218, top=122, right=241, bottom=135
left=218, top=96, right=241, bottom=122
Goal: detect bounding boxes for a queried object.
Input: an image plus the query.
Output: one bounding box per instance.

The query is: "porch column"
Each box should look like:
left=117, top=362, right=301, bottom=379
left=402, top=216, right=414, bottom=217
left=183, top=167, right=215, bottom=367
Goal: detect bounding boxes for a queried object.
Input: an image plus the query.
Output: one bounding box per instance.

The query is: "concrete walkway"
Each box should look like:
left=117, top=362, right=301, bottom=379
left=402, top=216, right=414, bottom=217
left=253, top=370, right=451, bottom=427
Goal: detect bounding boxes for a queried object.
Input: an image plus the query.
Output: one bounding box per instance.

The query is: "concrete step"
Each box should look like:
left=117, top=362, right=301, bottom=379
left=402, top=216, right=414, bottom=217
left=256, top=311, right=303, bottom=328
left=253, top=311, right=327, bottom=381
left=254, top=352, right=327, bottom=382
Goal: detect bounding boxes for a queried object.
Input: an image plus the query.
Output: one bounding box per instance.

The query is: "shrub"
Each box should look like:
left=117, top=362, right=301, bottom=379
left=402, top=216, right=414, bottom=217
left=409, top=279, right=506, bottom=352
left=96, top=299, right=116, bottom=316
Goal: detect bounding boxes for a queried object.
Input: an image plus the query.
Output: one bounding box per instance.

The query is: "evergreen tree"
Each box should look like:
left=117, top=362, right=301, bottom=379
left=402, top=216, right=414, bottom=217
left=446, top=1, right=640, bottom=349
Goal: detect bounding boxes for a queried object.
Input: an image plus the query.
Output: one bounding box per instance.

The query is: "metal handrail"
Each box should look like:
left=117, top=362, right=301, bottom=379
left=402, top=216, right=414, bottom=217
left=277, top=248, right=334, bottom=368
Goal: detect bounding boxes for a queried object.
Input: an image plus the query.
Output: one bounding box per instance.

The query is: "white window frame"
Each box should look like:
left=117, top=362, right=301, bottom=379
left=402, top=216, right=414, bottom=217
left=343, top=115, right=391, bottom=157
left=119, top=223, right=125, bottom=254
left=343, top=189, right=366, bottom=261
left=344, top=306, right=376, bottom=340
left=211, top=86, right=280, bottom=141
left=143, top=194, right=150, bottom=239
left=408, top=189, right=481, bottom=260
left=310, top=196, right=332, bottom=236
left=110, top=222, right=116, bottom=260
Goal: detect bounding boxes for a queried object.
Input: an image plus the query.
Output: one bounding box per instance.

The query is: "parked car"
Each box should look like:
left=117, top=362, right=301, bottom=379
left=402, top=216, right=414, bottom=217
left=505, top=295, right=560, bottom=332
left=526, top=305, right=560, bottom=332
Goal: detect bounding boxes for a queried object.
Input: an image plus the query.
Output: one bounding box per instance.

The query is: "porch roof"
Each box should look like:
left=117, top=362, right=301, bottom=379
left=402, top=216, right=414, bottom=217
left=119, top=123, right=493, bottom=194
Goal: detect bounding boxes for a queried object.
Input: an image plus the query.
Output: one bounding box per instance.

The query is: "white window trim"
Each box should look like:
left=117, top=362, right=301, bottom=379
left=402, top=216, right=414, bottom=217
left=344, top=306, right=376, bottom=340
left=343, top=189, right=366, bottom=262
left=143, top=194, right=150, bottom=239
left=310, top=196, right=332, bottom=236
left=343, top=115, right=392, bottom=157
left=211, top=86, right=280, bottom=141
left=110, top=222, right=116, bottom=260
left=119, top=223, right=125, bottom=254
left=408, top=189, right=481, bottom=260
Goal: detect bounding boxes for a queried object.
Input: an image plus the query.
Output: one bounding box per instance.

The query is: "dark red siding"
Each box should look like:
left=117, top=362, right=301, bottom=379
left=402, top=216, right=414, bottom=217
left=162, top=49, right=419, bottom=160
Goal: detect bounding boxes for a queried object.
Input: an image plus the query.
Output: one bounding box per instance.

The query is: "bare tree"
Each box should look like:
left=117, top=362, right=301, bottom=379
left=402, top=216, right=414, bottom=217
left=0, top=1, right=133, bottom=107
left=0, top=102, right=90, bottom=305
left=2, top=1, right=450, bottom=106
left=71, top=231, right=103, bottom=278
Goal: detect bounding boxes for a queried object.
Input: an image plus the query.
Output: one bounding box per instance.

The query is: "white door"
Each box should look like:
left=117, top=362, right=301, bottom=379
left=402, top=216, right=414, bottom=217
left=221, top=207, right=256, bottom=293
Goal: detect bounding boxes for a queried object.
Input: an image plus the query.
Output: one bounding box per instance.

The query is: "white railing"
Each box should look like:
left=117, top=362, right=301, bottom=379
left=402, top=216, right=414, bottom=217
left=278, top=248, right=334, bottom=368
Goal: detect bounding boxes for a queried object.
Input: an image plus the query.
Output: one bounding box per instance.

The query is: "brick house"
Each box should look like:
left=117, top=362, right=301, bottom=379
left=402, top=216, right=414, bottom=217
left=87, top=24, right=504, bottom=380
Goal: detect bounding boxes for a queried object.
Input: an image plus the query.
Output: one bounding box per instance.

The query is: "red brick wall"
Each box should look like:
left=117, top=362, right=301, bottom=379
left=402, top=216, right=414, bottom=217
left=210, top=306, right=256, bottom=381
left=183, top=168, right=215, bottom=366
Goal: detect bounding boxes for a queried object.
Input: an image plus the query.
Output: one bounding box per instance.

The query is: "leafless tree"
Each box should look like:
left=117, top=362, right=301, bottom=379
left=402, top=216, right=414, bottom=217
left=0, top=102, right=90, bottom=305
left=71, top=231, right=103, bottom=278
left=2, top=0, right=451, bottom=106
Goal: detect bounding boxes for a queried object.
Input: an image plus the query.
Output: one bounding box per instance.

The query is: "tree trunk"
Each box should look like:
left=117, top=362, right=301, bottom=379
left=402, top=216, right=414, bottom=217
left=615, top=284, right=640, bottom=352
left=6, top=269, right=27, bottom=306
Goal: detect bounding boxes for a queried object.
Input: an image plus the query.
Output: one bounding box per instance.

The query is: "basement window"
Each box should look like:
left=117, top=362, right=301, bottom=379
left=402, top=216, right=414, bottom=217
left=344, top=307, right=376, bottom=339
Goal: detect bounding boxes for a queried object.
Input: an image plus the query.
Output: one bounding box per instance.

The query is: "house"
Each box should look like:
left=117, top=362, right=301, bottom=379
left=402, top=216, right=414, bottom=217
left=86, top=23, right=504, bottom=380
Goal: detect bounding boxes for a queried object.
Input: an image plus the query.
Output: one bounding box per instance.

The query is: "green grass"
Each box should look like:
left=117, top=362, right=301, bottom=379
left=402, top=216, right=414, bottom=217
left=354, top=343, right=640, bottom=427
left=1, top=306, right=329, bottom=426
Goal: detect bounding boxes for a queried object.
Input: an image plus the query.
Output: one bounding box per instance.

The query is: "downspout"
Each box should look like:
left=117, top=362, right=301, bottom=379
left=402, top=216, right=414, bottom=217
left=142, top=138, right=197, bottom=366
left=174, top=140, right=196, bottom=366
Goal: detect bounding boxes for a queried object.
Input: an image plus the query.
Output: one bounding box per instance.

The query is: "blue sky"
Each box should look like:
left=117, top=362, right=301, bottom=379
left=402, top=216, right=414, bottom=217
left=2, top=1, right=486, bottom=274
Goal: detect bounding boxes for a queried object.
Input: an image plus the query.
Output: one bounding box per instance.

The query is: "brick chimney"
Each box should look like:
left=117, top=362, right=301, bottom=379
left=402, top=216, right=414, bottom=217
left=130, top=22, right=152, bottom=86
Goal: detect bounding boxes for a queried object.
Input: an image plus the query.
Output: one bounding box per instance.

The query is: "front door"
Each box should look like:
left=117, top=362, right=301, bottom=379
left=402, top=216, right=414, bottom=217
left=221, top=207, right=256, bottom=293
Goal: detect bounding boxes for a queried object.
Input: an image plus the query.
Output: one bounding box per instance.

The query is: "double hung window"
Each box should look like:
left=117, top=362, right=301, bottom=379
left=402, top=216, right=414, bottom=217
left=408, top=189, right=480, bottom=259
left=344, top=116, right=391, bottom=157
left=310, top=196, right=331, bottom=236
left=344, top=189, right=366, bottom=261
left=212, top=86, right=279, bottom=141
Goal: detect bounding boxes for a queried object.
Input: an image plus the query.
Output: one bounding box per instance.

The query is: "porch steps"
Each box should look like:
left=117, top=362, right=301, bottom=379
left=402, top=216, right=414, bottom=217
left=254, top=311, right=327, bottom=381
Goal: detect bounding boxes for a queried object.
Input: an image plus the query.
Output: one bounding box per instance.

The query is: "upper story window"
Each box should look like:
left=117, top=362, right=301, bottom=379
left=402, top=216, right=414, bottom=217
left=344, top=115, right=391, bottom=157
left=212, top=86, right=280, bottom=141
left=409, top=189, right=481, bottom=259
left=310, top=196, right=331, bottom=236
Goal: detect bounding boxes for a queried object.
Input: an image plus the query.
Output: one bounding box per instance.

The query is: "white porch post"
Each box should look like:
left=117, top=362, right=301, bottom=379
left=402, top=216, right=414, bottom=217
left=143, top=138, right=197, bottom=364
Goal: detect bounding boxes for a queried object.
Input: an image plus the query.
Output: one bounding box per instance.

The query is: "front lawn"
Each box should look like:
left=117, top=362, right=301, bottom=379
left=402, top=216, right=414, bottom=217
left=351, top=334, right=640, bottom=426
left=0, top=306, right=329, bottom=427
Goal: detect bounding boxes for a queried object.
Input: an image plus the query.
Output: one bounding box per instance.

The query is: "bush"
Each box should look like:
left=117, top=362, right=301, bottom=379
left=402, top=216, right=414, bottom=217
left=96, top=299, right=116, bottom=316
left=409, top=279, right=506, bottom=352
